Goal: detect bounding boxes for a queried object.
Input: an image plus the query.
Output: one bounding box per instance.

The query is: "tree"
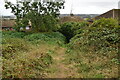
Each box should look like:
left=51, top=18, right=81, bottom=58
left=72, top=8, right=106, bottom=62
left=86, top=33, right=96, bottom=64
left=5, top=0, right=65, bottom=32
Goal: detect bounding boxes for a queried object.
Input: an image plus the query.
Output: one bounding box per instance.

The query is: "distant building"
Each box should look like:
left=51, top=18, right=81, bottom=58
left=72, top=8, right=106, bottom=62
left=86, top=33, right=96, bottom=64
left=94, top=9, right=120, bottom=21
left=1, top=19, right=16, bottom=30
left=60, top=14, right=99, bottom=19
left=118, top=1, right=120, bottom=9
left=0, top=15, right=16, bottom=30
left=1, top=15, right=32, bottom=31
left=2, top=15, right=16, bottom=20
left=59, top=16, right=83, bottom=24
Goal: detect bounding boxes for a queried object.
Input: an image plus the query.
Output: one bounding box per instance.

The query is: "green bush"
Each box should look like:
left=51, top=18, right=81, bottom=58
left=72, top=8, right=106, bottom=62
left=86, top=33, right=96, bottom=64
left=2, top=50, right=52, bottom=78
left=2, top=32, right=53, bottom=78
left=24, top=32, right=66, bottom=45
left=2, top=31, right=27, bottom=38
left=59, top=21, right=89, bottom=42
left=2, top=38, right=31, bottom=58
left=65, top=19, right=119, bottom=78
left=69, top=18, right=120, bottom=54
left=91, top=18, right=119, bottom=28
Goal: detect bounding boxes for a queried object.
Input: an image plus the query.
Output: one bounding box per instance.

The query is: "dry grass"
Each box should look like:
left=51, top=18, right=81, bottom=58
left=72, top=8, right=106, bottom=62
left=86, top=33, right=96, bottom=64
left=2, top=43, right=54, bottom=78
left=65, top=50, right=119, bottom=78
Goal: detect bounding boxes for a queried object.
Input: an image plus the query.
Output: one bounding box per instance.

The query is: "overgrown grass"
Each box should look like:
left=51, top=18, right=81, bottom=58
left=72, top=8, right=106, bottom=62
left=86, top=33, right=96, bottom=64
left=2, top=31, right=27, bottom=38
left=65, top=49, right=118, bottom=78
left=64, top=18, right=119, bottom=78
left=2, top=31, right=66, bottom=78
left=24, top=32, right=66, bottom=46
left=2, top=45, right=53, bottom=78
left=2, top=38, right=31, bottom=59
left=1, top=18, right=119, bottom=78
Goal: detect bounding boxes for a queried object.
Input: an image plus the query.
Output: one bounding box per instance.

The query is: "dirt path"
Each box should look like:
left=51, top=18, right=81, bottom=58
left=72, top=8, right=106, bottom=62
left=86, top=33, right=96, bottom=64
left=45, top=47, right=80, bottom=78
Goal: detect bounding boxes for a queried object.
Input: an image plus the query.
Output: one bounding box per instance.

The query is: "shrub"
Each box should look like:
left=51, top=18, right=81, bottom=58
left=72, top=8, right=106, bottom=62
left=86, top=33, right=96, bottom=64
left=70, top=28, right=119, bottom=51
left=59, top=21, right=89, bottom=42
left=2, top=49, right=52, bottom=78
left=91, top=18, right=119, bottom=28
left=69, top=18, right=120, bottom=54
left=2, top=31, right=27, bottom=38
left=66, top=18, right=119, bottom=78
left=24, top=32, right=66, bottom=45
left=2, top=36, right=53, bottom=78
left=2, top=38, right=31, bottom=59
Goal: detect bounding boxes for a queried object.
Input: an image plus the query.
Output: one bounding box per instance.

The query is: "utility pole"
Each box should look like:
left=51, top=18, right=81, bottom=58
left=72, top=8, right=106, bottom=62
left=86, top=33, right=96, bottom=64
left=70, top=0, right=74, bottom=16
left=16, top=0, right=18, bottom=5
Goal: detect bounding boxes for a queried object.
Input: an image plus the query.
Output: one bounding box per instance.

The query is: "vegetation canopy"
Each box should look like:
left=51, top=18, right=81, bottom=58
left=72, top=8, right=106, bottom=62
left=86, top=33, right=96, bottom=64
left=5, top=0, right=65, bottom=32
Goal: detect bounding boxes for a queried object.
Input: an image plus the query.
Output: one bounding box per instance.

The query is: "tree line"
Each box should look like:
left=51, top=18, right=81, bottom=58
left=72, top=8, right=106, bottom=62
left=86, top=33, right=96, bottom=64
left=5, top=0, right=65, bottom=32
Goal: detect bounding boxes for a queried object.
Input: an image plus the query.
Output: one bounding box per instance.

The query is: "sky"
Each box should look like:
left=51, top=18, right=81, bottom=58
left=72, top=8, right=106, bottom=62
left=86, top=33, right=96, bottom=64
left=0, top=0, right=120, bottom=16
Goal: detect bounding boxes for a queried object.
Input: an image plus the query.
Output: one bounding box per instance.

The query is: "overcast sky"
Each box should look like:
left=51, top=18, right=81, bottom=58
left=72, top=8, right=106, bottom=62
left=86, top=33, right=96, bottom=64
left=0, top=0, right=119, bottom=16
